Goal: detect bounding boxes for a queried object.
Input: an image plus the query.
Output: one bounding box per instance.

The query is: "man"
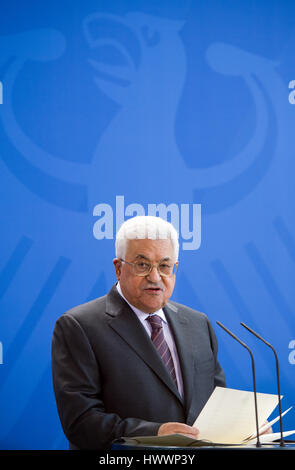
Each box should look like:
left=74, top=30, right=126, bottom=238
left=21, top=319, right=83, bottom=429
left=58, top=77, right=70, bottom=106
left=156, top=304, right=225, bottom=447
left=51, top=216, right=225, bottom=450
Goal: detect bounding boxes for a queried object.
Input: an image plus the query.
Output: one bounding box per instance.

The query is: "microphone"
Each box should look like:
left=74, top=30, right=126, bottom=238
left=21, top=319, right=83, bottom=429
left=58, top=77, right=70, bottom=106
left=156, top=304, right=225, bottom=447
left=216, top=321, right=261, bottom=447
left=240, top=322, right=285, bottom=447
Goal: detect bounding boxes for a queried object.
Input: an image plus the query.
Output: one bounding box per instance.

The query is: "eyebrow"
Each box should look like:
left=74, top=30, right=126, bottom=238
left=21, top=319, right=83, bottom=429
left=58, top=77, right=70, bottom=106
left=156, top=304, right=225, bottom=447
left=135, top=254, right=172, bottom=262
left=135, top=254, right=150, bottom=260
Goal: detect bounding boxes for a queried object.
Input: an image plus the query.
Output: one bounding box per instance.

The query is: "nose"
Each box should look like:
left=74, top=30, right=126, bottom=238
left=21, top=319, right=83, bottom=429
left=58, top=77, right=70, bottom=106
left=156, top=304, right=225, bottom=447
left=146, top=265, right=162, bottom=282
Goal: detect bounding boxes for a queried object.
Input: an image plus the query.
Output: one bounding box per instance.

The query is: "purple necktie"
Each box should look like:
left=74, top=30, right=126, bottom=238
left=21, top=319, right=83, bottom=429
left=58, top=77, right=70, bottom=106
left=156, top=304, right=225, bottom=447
left=146, top=314, right=177, bottom=387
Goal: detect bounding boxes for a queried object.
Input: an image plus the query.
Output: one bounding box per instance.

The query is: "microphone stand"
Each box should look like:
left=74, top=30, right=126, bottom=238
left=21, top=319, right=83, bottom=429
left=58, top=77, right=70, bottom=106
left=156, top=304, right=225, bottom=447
left=240, top=322, right=285, bottom=447
left=216, top=321, right=261, bottom=447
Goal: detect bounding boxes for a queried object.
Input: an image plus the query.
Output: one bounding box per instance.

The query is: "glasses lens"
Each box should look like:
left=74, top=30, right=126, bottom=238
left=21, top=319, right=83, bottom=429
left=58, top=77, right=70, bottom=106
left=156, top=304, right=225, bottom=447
left=158, top=262, right=175, bottom=277
left=134, top=261, right=151, bottom=275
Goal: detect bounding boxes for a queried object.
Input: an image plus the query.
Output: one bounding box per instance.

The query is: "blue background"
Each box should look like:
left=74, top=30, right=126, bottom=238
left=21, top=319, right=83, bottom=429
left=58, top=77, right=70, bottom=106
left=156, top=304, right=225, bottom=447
left=0, top=0, right=295, bottom=449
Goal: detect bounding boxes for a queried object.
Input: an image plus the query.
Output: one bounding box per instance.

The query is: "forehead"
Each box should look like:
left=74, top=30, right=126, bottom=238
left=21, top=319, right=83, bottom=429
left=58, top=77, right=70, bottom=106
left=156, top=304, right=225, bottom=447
left=125, top=238, right=175, bottom=260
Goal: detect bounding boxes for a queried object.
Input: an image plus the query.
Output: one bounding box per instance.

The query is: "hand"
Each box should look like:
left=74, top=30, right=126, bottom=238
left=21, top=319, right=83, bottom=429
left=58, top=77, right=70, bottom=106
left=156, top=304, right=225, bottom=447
left=157, top=422, right=200, bottom=439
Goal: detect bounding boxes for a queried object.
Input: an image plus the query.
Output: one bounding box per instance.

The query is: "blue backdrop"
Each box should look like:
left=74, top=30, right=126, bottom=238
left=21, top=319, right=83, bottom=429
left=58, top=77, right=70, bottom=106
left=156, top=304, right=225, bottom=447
left=0, top=0, right=295, bottom=449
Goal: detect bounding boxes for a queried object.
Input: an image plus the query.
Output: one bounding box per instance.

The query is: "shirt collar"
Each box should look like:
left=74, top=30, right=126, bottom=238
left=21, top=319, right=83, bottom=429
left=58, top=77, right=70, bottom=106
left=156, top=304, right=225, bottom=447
left=116, top=282, right=167, bottom=323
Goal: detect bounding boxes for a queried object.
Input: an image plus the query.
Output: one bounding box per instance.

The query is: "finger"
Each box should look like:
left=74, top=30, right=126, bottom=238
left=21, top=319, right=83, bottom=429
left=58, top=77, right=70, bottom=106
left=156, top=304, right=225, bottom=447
left=177, top=425, right=199, bottom=437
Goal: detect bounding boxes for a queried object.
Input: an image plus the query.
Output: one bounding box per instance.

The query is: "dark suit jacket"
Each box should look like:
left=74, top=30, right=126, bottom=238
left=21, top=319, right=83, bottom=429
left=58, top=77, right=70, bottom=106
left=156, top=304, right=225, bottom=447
left=51, top=284, right=225, bottom=450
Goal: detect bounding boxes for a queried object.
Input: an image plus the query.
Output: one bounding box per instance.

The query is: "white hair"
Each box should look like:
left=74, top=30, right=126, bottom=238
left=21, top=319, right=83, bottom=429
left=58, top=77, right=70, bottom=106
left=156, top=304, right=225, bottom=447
left=115, top=216, right=179, bottom=261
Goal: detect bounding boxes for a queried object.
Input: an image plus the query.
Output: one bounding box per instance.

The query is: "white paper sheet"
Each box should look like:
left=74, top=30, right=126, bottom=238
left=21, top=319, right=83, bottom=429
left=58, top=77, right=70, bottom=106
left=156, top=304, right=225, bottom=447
left=193, top=386, right=282, bottom=444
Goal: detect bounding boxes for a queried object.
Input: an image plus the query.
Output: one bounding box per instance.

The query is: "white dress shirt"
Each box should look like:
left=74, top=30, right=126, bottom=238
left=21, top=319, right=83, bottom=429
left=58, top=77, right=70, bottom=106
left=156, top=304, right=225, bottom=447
left=116, top=282, right=184, bottom=397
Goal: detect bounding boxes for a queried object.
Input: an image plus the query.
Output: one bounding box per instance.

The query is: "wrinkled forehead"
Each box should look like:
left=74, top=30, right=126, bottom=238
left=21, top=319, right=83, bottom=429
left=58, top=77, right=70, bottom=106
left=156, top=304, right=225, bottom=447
left=125, top=238, right=175, bottom=261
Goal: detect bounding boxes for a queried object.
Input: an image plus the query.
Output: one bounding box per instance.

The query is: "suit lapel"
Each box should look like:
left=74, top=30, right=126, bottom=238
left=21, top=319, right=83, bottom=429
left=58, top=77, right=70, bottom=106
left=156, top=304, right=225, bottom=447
left=164, top=302, right=195, bottom=417
left=106, top=286, right=183, bottom=404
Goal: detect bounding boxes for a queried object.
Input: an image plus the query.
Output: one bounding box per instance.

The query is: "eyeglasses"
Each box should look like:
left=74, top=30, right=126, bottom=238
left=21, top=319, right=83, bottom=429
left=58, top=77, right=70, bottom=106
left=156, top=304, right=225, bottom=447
left=120, top=258, right=178, bottom=278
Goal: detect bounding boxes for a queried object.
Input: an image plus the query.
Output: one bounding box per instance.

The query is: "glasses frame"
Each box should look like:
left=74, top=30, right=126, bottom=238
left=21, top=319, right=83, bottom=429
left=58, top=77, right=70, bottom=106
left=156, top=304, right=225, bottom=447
left=119, top=258, right=178, bottom=278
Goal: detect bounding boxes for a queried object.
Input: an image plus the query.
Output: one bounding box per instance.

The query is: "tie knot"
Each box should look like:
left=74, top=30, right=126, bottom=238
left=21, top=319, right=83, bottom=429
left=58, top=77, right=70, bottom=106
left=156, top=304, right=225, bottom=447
left=146, top=314, right=162, bottom=331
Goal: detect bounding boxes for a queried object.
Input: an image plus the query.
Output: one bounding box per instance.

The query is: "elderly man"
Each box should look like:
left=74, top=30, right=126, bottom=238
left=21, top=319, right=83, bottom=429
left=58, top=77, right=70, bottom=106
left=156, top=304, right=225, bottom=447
left=51, top=216, right=225, bottom=450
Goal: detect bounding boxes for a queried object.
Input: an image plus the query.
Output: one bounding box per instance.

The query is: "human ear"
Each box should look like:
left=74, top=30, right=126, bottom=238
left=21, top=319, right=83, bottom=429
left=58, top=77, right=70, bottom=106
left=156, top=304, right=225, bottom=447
left=113, top=258, right=122, bottom=280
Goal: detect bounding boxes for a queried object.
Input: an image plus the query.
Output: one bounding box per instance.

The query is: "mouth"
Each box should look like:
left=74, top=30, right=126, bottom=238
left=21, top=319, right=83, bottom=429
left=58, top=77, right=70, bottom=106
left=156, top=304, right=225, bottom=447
left=144, top=287, right=163, bottom=295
